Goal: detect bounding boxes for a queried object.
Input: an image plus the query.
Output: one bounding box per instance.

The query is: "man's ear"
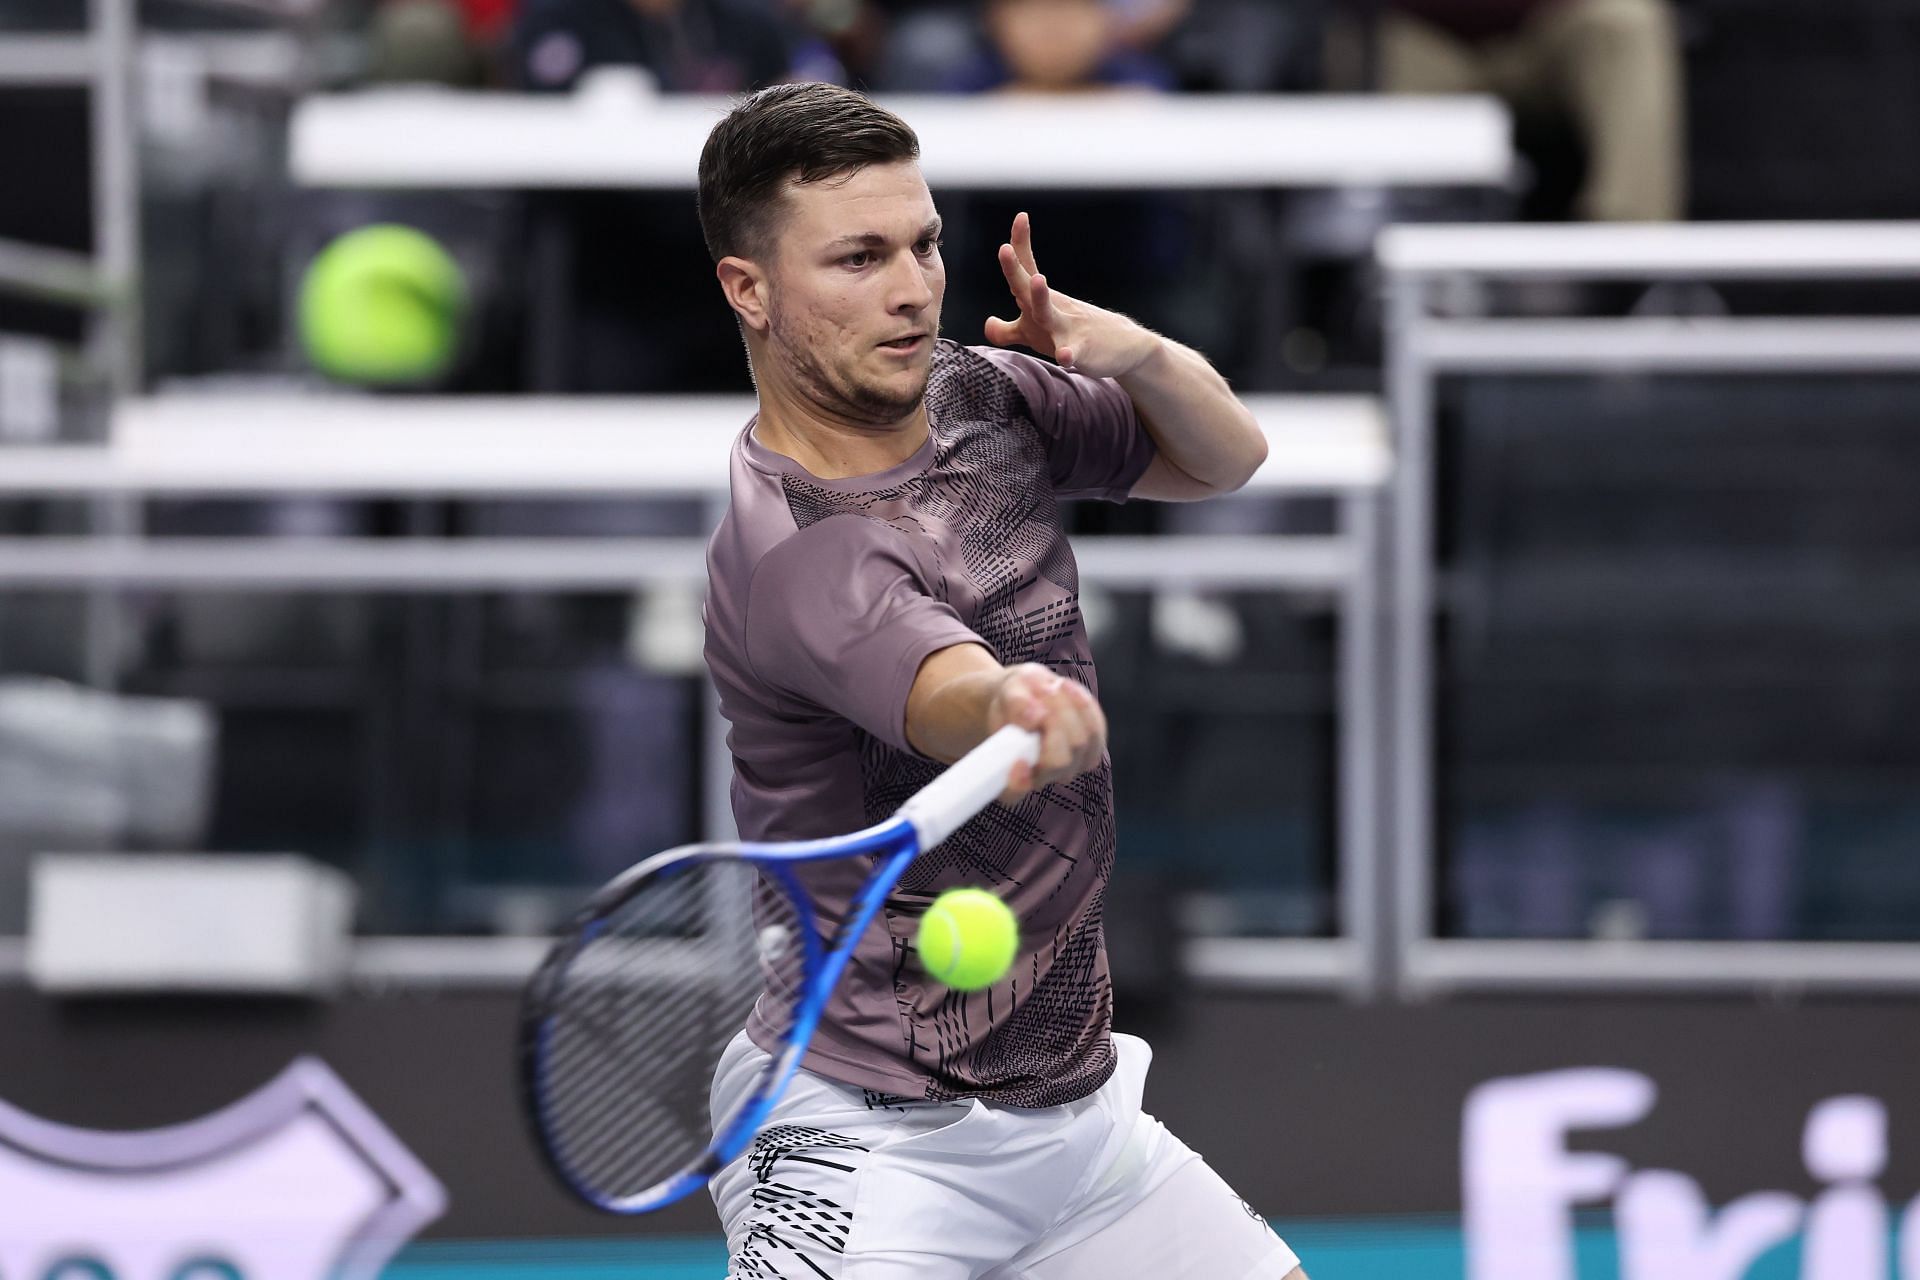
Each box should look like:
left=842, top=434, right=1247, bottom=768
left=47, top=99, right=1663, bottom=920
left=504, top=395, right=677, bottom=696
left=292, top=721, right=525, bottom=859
left=716, top=256, right=771, bottom=333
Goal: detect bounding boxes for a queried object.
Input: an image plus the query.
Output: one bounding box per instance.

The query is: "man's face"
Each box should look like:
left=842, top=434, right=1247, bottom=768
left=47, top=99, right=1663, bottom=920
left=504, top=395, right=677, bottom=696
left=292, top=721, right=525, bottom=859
left=761, top=161, right=946, bottom=427
left=990, top=0, right=1112, bottom=90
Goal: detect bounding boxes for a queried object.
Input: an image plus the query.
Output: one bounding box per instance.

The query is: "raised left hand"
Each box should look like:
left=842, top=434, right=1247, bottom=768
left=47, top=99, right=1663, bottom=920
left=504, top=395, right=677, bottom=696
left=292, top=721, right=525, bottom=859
left=984, top=212, right=1160, bottom=380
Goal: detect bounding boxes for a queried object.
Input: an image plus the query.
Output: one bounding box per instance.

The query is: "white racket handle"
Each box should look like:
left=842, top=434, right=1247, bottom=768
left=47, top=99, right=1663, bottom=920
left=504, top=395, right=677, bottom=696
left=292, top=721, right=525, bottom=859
left=897, top=724, right=1042, bottom=850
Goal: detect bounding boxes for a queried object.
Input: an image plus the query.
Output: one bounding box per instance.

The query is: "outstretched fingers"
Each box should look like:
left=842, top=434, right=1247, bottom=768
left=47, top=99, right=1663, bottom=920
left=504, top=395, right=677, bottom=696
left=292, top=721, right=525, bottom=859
left=998, top=241, right=1033, bottom=303
left=1012, top=211, right=1039, bottom=276
left=990, top=242, right=1038, bottom=350
left=990, top=217, right=1073, bottom=359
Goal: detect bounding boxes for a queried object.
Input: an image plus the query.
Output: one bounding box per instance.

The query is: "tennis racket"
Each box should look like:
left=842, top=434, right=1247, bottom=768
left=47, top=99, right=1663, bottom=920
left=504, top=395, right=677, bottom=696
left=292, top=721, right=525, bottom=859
left=518, top=723, right=1041, bottom=1215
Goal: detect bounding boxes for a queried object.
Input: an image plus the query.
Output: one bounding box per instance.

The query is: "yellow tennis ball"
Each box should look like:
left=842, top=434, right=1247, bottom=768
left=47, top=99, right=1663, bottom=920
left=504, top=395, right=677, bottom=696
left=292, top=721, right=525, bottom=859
left=915, top=888, right=1018, bottom=991
left=298, top=223, right=466, bottom=386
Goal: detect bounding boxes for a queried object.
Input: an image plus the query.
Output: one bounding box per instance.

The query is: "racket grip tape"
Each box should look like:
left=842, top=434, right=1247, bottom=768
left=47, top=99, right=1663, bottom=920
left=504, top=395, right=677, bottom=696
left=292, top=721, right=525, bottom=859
left=897, top=724, right=1041, bottom=849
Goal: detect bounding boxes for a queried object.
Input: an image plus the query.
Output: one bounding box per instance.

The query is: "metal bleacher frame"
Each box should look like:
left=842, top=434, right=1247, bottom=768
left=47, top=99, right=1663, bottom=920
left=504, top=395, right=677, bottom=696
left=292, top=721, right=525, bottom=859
left=0, top=0, right=139, bottom=392
left=1380, top=220, right=1920, bottom=996
left=0, top=0, right=143, bottom=692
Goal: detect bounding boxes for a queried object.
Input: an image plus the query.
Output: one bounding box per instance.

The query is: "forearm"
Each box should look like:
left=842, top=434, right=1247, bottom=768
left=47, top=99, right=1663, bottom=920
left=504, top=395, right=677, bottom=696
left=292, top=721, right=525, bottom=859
left=1116, top=332, right=1267, bottom=492
left=905, top=645, right=1005, bottom=764
left=905, top=643, right=1107, bottom=791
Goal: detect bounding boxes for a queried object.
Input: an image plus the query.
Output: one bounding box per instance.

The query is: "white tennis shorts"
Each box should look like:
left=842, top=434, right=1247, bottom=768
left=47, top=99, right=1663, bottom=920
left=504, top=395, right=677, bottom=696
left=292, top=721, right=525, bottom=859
left=708, top=1030, right=1302, bottom=1280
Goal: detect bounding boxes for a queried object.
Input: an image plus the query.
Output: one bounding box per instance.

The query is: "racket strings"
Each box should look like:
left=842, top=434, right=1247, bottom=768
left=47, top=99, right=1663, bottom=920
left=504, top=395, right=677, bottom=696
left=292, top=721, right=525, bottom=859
left=531, top=860, right=806, bottom=1204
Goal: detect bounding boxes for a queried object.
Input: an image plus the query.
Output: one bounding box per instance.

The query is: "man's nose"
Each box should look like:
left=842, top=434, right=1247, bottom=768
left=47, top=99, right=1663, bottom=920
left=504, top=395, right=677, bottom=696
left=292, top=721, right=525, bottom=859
left=888, top=253, right=935, bottom=312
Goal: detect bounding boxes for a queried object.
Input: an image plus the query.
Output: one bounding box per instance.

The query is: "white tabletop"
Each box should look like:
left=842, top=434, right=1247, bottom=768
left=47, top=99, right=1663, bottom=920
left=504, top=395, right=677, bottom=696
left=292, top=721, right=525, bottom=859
left=290, top=82, right=1511, bottom=191
left=1377, top=221, right=1920, bottom=279
left=0, top=392, right=1389, bottom=496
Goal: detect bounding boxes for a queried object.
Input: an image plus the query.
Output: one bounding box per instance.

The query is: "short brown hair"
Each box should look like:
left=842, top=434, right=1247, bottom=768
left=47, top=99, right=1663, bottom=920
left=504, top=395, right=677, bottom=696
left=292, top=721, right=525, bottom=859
left=697, top=82, right=921, bottom=263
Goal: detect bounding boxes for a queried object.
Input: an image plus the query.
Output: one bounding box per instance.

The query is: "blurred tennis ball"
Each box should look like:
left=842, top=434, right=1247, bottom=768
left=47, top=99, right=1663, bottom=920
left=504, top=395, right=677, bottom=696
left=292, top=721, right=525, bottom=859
left=915, top=888, right=1018, bottom=991
left=298, top=223, right=466, bottom=385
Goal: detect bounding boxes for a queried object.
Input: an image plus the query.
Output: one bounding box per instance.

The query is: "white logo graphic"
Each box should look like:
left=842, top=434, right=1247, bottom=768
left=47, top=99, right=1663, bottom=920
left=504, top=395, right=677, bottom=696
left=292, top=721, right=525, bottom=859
left=1466, top=1069, right=1920, bottom=1280
left=0, top=1056, right=446, bottom=1280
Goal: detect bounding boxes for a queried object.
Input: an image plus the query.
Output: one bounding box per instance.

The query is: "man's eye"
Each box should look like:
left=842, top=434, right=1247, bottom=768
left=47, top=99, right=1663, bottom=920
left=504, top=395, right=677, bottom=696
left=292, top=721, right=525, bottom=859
left=915, top=238, right=942, bottom=257
left=843, top=251, right=871, bottom=268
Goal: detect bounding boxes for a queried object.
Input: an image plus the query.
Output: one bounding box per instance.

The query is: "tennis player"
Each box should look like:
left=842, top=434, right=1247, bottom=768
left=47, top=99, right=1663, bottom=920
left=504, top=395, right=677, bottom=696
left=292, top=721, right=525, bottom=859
left=698, top=83, right=1304, bottom=1280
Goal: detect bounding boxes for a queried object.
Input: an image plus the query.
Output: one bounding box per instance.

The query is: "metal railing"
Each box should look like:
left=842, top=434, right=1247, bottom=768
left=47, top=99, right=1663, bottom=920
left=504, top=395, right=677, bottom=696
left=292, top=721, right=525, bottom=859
left=0, top=392, right=1390, bottom=995
left=1380, top=220, right=1920, bottom=995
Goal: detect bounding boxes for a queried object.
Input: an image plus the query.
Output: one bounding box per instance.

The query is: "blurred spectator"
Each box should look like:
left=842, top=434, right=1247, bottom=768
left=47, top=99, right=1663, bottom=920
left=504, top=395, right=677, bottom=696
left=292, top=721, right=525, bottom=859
left=864, top=2, right=977, bottom=91
left=781, top=0, right=894, bottom=86
left=368, top=0, right=487, bottom=85
left=874, top=0, right=1192, bottom=95
left=950, top=0, right=1175, bottom=92
left=357, top=0, right=534, bottom=85
left=511, top=0, right=833, bottom=92
left=1379, top=0, right=1686, bottom=221
left=1135, top=0, right=1325, bottom=94
left=453, top=0, right=523, bottom=44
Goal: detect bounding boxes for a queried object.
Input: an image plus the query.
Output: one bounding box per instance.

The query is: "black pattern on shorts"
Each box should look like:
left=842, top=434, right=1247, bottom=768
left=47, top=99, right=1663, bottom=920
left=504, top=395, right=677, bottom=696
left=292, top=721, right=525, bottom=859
left=733, top=1126, right=868, bottom=1278
left=747, top=1125, right=869, bottom=1183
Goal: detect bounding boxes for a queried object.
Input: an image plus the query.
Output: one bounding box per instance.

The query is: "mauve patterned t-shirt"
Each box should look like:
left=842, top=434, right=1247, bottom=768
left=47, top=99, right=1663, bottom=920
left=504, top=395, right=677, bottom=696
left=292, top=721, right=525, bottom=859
left=702, top=340, right=1156, bottom=1107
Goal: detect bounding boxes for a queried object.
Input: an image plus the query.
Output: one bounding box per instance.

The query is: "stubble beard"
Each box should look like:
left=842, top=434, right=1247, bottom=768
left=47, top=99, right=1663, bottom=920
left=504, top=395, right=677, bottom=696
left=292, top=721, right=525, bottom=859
left=768, top=303, right=938, bottom=429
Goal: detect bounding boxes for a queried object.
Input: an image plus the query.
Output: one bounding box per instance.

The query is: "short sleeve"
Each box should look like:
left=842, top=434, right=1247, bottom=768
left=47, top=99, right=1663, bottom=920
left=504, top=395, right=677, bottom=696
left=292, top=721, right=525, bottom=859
left=745, top=514, right=984, bottom=754
left=977, top=347, right=1157, bottom=502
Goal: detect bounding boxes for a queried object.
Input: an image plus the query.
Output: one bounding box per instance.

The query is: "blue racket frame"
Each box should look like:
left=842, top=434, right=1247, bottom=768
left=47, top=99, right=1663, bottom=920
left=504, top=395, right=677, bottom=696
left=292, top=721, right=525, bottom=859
left=521, top=723, right=1037, bottom=1216
left=523, top=813, right=922, bottom=1215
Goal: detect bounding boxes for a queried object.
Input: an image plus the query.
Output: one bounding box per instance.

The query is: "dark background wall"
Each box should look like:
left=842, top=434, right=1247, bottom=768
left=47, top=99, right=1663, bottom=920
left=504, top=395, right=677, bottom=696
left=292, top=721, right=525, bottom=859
left=1, top=987, right=1916, bottom=1238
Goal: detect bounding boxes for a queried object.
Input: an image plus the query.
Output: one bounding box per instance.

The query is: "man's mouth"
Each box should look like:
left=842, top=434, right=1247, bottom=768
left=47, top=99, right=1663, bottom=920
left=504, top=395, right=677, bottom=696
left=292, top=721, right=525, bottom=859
left=879, top=334, right=927, bottom=353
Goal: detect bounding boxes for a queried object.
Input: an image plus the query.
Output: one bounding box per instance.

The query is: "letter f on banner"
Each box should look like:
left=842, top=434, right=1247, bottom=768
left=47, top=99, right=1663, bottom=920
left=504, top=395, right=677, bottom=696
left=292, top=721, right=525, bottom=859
left=1464, top=1068, right=1658, bottom=1280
